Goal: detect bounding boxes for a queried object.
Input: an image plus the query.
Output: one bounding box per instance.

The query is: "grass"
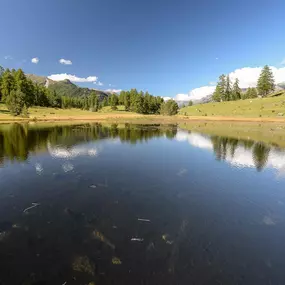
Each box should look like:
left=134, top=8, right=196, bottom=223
left=1, top=94, right=285, bottom=123
left=98, top=105, right=129, bottom=113
left=179, top=93, right=285, bottom=118
left=0, top=104, right=143, bottom=122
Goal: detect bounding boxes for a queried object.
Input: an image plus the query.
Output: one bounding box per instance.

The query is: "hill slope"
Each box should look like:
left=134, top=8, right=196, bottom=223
left=179, top=83, right=285, bottom=106
left=26, top=74, right=110, bottom=100
left=179, top=92, right=285, bottom=118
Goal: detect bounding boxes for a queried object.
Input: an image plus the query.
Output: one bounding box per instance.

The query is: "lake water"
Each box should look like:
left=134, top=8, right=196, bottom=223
left=1, top=123, right=285, bottom=285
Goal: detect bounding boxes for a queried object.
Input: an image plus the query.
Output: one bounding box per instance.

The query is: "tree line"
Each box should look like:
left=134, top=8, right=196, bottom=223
left=0, top=66, right=178, bottom=116
left=212, top=65, right=275, bottom=102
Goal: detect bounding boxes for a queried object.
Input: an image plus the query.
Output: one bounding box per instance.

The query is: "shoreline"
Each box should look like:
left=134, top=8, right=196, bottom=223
left=1, top=114, right=285, bottom=124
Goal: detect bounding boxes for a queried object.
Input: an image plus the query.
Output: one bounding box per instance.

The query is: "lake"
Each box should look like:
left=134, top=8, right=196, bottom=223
left=1, top=122, right=285, bottom=285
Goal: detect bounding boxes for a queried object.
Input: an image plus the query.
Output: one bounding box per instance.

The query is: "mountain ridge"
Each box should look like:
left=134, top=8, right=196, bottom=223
left=26, top=74, right=110, bottom=100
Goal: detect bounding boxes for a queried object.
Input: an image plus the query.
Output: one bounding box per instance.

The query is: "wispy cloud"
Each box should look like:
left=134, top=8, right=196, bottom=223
left=59, top=58, right=72, bottom=65
left=4, top=55, right=13, bottom=60
left=281, top=58, right=285, bottom=65
left=31, top=57, right=39, bottom=64
left=94, top=81, right=103, bottom=86
left=48, top=73, right=98, bottom=83
left=105, top=89, right=122, bottom=93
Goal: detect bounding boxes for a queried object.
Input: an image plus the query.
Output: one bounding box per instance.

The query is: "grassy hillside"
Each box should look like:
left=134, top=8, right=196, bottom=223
left=179, top=93, right=285, bottom=118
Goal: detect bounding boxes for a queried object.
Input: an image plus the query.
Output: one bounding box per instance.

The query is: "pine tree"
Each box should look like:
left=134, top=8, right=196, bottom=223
left=0, top=65, right=4, bottom=76
left=243, top=87, right=258, bottom=99
left=118, top=91, right=125, bottom=105
left=225, top=75, right=232, bottom=101
left=102, top=97, right=108, bottom=107
left=0, top=69, right=14, bottom=101
left=89, top=92, right=99, bottom=111
left=14, top=69, right=34, bottom=107
left=6, top=88, right=25, bottom=116
left=110, top=94, right=118, bottom=110
left=129, top=89, right=138, bottom=111
left=133, top=92, right=144, bottom=113
left=124, top=92, right=131, bottom=111
left=232, top=78, right=241, bottom=100
left=257, top=65, right=275, bottom=97
left=0, top=65, right=4, bottom=101
left=188, top=100, right=193, bottom=106
left=213, top=74, right=226, bottom=102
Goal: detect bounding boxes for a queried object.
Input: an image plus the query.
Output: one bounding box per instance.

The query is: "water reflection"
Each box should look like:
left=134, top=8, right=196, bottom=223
left=176, top=130, right=285, bottom=174
left=0, top=123, right=177, bottom=166
left=1, top=123, right=285, bottom=174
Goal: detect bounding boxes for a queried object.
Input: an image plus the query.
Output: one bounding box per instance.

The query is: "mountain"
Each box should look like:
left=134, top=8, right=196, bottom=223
left=26, top=74, right=110, bottom=100
left=277, top=82, right=285, bottom=90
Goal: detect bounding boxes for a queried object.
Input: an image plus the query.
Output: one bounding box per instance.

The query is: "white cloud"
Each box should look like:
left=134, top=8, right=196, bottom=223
left=48, top=73, right=98, bottom=83
left=105, top=89, right=122, bottom=93
left=31, top=57, right=39, bottom=64
left=189, top=86, right=216, bottom=100
left=175, top=86, right=215, bottom=102
left=4, top=55, right=13, bottom=60
left=162, top=96, right=172, bottom=101
left=229, top=66, right=285, bottom=88
left=175, top=94, right=190, bottom=101
left=209, top=81, right=216, bottom=85
left=94, top=81, right=103, bottom=86
left=59, top=58, right=72, bottom=65
left=177, top=66, right=285, bottom=102
left=228, top=67, right=262, bottom=88
left=281, top=58, right=285, bottom=65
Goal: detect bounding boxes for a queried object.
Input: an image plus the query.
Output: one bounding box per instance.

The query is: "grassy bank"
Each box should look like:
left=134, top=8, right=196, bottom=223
left=0, top=103, right=144, bottom=122
left=179, top=93, right=285, bottom=118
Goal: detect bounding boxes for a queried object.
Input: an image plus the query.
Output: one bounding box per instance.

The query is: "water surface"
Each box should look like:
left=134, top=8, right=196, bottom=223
left=1, top=123, right=285, bottom=285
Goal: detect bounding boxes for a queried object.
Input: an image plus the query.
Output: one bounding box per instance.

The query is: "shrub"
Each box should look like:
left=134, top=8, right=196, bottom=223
left=160, top=99, right=179, bottom=116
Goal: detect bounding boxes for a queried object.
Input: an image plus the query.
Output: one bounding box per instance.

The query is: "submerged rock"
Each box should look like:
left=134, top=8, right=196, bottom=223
left=112, top=256, right=122, bottom=265
left=72, top=256, right=95, bottom=276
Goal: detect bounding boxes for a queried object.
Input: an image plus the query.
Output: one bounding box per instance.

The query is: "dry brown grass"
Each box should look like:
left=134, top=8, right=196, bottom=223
left=1, top=103, right=285, bottom=123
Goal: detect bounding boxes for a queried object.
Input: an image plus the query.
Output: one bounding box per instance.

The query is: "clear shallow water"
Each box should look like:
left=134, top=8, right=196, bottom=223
left=0, top=123, right=285, bottom=284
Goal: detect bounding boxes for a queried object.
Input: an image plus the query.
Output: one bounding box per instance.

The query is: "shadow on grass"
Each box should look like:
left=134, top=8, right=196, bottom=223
left=0, top=109, right=9, bottom=114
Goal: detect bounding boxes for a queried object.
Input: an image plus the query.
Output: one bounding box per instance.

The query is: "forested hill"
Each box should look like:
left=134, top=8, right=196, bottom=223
left=26, top=74, right=110, bottom=100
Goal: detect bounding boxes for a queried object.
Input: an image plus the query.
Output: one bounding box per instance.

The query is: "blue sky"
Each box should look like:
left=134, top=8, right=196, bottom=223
left=0, top=0, right=285, bottom=100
